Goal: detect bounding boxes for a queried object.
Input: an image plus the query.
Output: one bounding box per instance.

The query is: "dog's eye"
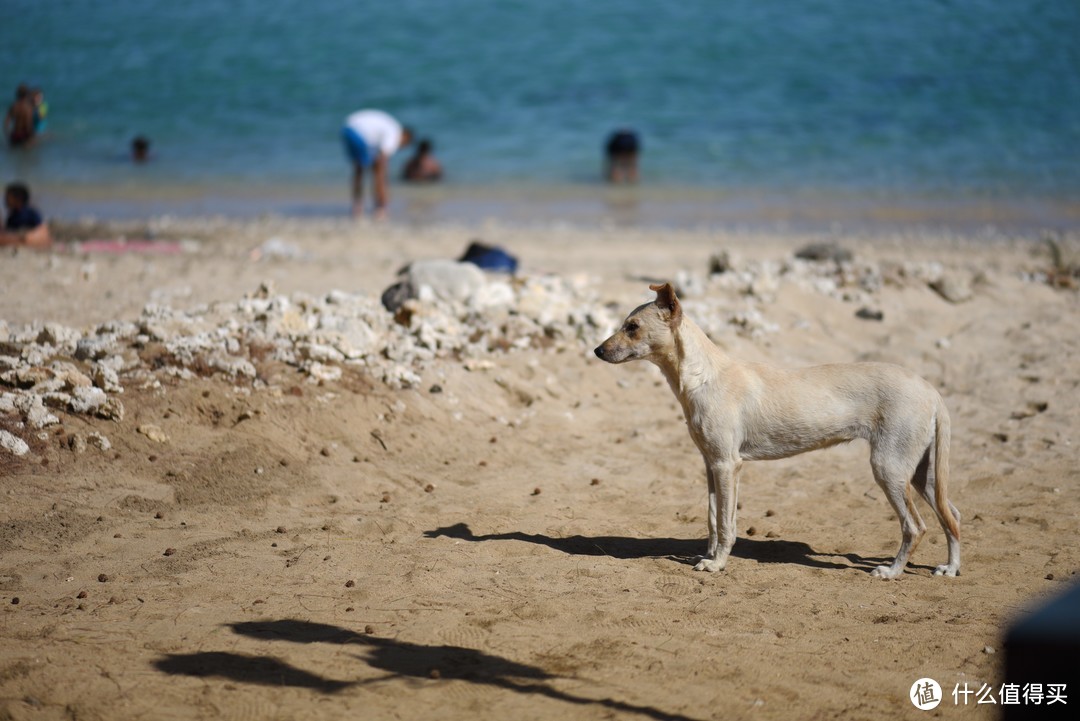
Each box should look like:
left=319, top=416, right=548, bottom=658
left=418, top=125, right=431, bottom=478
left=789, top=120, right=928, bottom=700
left=625, top=322, right=639, bottom=333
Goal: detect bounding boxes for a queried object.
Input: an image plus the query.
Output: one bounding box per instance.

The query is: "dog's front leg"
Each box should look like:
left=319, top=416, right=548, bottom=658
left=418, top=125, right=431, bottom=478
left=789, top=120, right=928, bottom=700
left=694, top=458, right=738, bottom=572
left=702, top=464, right=719, bottom=558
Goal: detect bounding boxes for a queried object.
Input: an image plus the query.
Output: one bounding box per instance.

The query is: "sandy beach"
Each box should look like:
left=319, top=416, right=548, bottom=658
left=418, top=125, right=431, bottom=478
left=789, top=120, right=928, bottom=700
left=1, top=217, right=1078, bottom=720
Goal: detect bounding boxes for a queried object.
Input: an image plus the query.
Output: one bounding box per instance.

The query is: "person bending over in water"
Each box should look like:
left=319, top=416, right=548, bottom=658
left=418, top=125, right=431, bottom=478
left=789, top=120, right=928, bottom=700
left=341, top=109, right=413, bottom=220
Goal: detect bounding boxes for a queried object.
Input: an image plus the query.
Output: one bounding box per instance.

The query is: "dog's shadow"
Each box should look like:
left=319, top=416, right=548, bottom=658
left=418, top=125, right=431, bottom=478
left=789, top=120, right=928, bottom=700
left=424, top=522, right=935, bottom=574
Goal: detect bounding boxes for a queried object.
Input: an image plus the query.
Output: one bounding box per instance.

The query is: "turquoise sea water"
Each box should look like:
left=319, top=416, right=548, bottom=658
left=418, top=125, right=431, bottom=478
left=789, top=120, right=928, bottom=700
left=2, top=0, right=1079, bottom=226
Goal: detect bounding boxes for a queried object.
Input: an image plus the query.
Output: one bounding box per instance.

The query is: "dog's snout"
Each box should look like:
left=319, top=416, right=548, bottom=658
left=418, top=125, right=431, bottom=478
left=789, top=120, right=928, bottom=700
left=594, top=345, right=605, bottom=359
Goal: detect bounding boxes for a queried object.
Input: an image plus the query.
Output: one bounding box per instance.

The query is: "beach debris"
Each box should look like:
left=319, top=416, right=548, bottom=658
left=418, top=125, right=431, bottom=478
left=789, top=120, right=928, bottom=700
left=794, top=242, right=852, bottom=264
left=929, top=274, right=974, bottom=304
left=459, top=240, right=518, bottom=274
left=87, top=432, right=112, bottom=451
left=250, top=237, right=309, bottom=262
left=1042, top=232, right=1080, bottom=286
left=1011, top=401, right=1048, bottom=420
left=0, top=250, right=1037, bottom=445
left=709, top=250, right=733, bottom=275
left=855, top=307, right=884, bottom=321
left=68, top=433, right=88, bottom=453
left=382, top=259, right=488, bottom=312
left=137, top=424, right=169, bottom=443
left=0, top=429, right=29, bottom=456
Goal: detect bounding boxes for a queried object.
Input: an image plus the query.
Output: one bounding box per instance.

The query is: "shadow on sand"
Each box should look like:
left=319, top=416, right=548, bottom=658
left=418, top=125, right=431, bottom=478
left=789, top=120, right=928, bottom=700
left=423, top=521, right=937, bottom=574
left=154, top=619, right=703, bottom=721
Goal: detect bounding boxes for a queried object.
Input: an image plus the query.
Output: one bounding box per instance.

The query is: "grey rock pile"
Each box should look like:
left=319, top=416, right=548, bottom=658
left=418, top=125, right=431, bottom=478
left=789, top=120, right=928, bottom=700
left=0, top=250, right=989, bottom=456
left=0, top=270, right=621, bottom=454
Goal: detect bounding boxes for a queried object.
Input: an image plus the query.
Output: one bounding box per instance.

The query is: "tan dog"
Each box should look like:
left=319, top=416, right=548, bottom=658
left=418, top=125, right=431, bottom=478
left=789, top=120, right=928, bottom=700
left=594, top=283, right=960, bottom=579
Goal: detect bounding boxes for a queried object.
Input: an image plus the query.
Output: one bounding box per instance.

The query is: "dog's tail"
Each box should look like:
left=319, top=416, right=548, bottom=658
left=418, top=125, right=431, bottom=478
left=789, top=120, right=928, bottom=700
left=934, top=395, right=961, bottom=540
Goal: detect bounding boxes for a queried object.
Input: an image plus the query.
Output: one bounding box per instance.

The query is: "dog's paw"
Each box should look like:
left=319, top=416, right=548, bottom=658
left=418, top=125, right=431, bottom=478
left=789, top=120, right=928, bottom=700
left=870, top=565, right=902, bottom=580
left=933, top=564, right=959, bottom=577
left=692, top=557, right=726, bottom=573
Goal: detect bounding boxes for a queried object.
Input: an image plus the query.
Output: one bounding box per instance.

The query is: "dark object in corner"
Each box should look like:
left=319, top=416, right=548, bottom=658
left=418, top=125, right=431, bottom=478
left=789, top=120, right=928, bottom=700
left=1003, top=580, right=1079, bottom=720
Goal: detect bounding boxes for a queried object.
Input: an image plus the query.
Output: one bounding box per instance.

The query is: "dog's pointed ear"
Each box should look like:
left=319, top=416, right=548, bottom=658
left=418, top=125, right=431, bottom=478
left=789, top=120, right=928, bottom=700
left=649, top=283, right=682, bottom=326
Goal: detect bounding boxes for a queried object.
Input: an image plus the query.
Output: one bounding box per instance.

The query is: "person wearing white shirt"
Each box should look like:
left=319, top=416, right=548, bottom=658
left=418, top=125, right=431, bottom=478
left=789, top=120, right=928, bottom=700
left=342, top=109, right=413, bottom=219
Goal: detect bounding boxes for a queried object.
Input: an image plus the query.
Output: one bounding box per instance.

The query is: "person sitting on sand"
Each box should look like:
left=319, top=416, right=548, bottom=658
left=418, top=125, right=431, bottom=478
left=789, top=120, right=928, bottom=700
left=342, top=109, right=413, bottom=220
left=4, top=85, right=36, bottom=148
left=605, top=128, right=640, bottom=183
left=0, top=182, right=52, bottom=248
left=402, top=138, right=443, bottom=183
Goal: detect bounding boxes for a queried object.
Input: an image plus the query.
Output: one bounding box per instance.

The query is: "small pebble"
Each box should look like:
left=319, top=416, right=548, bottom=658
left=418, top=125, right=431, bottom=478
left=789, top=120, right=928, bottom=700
left=746, top=526, right=757, bottom=536
left=983, top=646, right=995, bottom=655
left=424, top=484, right=435, bottom=493
left=765, top=509, right=775, bottom=517
left=381, top=492, right=391, bottom=503
left=98, top=574, right=109, bottom=583
left=154, top=511, right=164, bottom=519
left=345, top=580, right=355, bottom=588
left=590, top=478, right=601, bottom=486
left=345, top=606, right=355, bottom=612
left=855, top=307, right=884, bottom=321
left=429, top=668, right=441, bottom=679
left=429, top=384, right=443, bottom=394
left=11, top=597, right=19, bottom=605
left=253, top=599, right=264, bottom=604
left=1046, top=573, right=1055, bottom=580
left=364, top=625, right=375, bottom=634
left=320, top=447, right=331, bottom=457
left=275, top=526, right=287, bottom=533
left=163, top=548, right=176, bottom=556
left=113, top=533, right=122, bottom=538
left=531, top=488, right=541, bottom=496
left=76, top=591, right=87, bottom=599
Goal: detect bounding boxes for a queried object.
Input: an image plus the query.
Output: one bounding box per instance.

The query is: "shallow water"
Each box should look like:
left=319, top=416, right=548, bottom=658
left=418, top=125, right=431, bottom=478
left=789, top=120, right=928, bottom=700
left=3, top=0, right=1079, bottom=225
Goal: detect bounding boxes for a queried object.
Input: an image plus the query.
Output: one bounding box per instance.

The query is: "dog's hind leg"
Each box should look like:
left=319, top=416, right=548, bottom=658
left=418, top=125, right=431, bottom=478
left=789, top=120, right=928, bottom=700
left=869, top=447, right=925, bottom=579
left=694, top=458, right=738, bottom=572
left=912, top=436, right=961, bottom=577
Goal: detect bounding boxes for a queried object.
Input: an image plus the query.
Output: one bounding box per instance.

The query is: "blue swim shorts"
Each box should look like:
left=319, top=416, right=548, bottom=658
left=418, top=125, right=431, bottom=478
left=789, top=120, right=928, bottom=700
left=342, top=126, right=373, bottom=168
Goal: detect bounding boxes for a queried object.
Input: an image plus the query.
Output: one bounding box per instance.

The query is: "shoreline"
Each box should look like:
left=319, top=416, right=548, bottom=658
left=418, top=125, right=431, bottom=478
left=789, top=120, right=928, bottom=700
left=31, top=179, right=1080, bottom=235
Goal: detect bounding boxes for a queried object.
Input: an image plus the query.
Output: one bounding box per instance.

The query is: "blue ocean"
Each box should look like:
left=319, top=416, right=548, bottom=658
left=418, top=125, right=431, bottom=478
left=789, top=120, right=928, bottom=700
left=2, top=0, right=1079, bottom=227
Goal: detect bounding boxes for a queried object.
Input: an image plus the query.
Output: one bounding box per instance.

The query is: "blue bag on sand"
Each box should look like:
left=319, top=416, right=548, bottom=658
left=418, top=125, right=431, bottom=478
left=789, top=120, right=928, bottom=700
left=459, top=241, right=518, bottom=274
